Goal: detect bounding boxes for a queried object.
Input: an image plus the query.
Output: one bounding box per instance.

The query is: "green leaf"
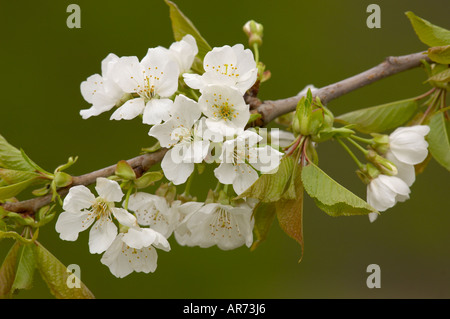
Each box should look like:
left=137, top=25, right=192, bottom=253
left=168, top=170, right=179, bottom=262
left=0, top=177, right=41, bottom=200
left=250, top=202, right=276, bottom=251
left=427, top=68, right=450, bottom=83
left=427, top=112, right=450, bottom=171
left=11, top=244, right=36, bottom=293
left=134, top=171, right=164, bottom=189
left=275, top=165, right=304, bottom=261
left=0, top=135, right=35, bottom=171
left=428, top=45, right=450, bottom=64
left=0, top=168, right=40, bottom=185
left=165, top=0, right=212, bottom=60
left=33, top=241, right=95, bottom=299
left=405, top=11, right=450, bottom=47
left=236, top=156, right=294, bottom=202
left=115, top=160, right=136, bottom=180
left=301, top=162, right=377, bottom=217
left=0, top=241, right=21, bottom=298
left=335, top=99, right=418, bottom=134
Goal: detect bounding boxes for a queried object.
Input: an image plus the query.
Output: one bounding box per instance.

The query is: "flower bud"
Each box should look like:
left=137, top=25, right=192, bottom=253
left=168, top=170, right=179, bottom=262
left=293, top=90, right=324, bottom=137
left=243, top=20, right=263, bottom=47
left=366, top=150, right=398, bottom=176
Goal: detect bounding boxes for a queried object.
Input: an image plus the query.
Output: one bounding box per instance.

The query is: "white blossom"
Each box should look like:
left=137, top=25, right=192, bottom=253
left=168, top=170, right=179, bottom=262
left=172, top=200, right=205, bottom=246
left=149, top=95, right=214, bottom=185
left=109, top=47, right=179, bottom=124
left=214, top=130, right=283, bottom=195
left=100, top=227, right=170, bottom=278
left=55, top=177, right=137, bottom=254
left=198, top=84, right=250, bottom=136
left=367, top=174, right=411, bottom=222
left=176, top=202, right=254, bottom=250
left=165, top=34, right=198, bottom=74
left=80, top=53, right=125, bottom=119
left=127, top=192, right=176, bottom=238
left=183, top=44, right=257, bottom=94
left=388, top=125, right=430, bottom=165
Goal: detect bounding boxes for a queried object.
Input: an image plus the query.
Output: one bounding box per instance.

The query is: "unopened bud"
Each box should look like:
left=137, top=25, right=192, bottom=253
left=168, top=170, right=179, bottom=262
left=243, top=20, right=263, bottom=47
left=293, top=89, right=325, bottom=136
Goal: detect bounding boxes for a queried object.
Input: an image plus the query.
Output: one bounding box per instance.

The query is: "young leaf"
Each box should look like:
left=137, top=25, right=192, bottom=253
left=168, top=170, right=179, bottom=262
left=115, top=160, right=136, bottom=180
left=405, top=11, right=450, bottom=47
left=427, top=68, right=450, bottom=83
left=250, top=202, right=276, bottom=251
left=335, top=99, right=418, bottom=134
left=275, top=165, right=304, bottom=261
left=428, top=45, right=450, bottom=64
left=427, top=112, right=450, bottom=171
left=33, top=241, right=95, bottom=299
left=134, top=171, right=164, bottom=189
left=165, top=0, right=212, bottom=60
left=0, top=168, right=40, bottom=185
left=0, top=241, right=21, bottom=298
left=0, top=177, right=42, bottom=200
left=11, top=244, right=36, bottom=293
left=0, top=135, right=35, bottom=171
left=301, top=162, right=377, bottom=217
left=236, top=156, right=294, bottom=202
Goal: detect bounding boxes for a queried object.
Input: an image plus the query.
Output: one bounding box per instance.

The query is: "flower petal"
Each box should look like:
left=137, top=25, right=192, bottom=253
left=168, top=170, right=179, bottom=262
left=214, top=162, right=237, bottom=185
left=122, top=227, right=156, bottom=250
left=386, top=151, right=416, bottom=187
left=95, top=177, right=124, bottom=202
left=140, top=47, right=179, bottom=98
left=142, top=98, right=173, bottom=125
left=89, top=218, right=118, bottom=254
left=55, top=210, right=95, bottom=241
left=63, top=185, right=95, bottom=212
left=110, top=98, right=145, bottom=121
left=110, top=56, right=145, bottom=93
left=233, top=163, right=259, bottom=195
left=100, top=234, right=134, bottom=278
left=161, top=147, right=195, bottom=185
left=112, top=208, right=137, bottom=227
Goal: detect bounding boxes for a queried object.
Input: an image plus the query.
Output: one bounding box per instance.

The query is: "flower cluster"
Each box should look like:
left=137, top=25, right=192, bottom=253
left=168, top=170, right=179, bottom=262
left=365, top=125, right=430, bottom=222
left=56, top=178, right=255, bottom=278
left=68, top=35, right=284, bottom=277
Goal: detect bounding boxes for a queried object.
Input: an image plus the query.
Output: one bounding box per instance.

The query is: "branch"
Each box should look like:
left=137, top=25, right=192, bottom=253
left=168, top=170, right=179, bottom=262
left=2, top=149, right=167, bottom=213
left=257, top=51, right=430, bottom=124
left=1, top=51, right=431, bottom=214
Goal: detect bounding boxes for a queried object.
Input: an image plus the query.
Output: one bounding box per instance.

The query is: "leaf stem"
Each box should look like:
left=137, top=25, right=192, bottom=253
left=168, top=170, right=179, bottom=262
left=347, top=137, right=369, bottom=155
left=123, top=186, right=133, bottom=210
left=253, top=43, right=259, bottom=64
left=419, top=89, right=442, bottom=124
left=336, top=138, right=364, bottom=169
left=413, top=87, right=436, bottom=101
left=182, top=170, right=195, bottom=197
left=349, top=135, right=374, bottom=145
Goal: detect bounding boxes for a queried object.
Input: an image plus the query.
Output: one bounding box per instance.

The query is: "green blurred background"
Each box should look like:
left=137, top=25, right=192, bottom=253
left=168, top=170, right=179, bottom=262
left=0, top=0, right=449, bottom=299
